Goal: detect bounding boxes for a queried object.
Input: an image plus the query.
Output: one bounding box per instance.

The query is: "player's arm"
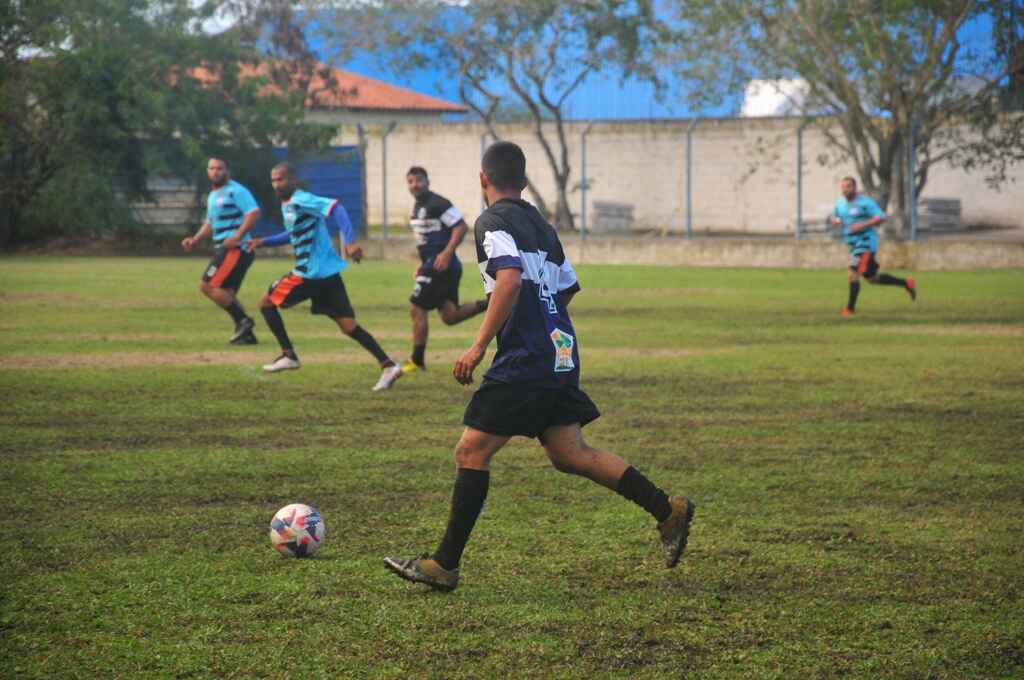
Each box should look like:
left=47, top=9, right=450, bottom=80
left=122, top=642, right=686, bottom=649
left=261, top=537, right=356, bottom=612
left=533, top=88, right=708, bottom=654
left=850, top=200, right=886, bottom=233
left=453, top=267, right=521, bottom=385
left=222, top=208, right=261, bottom=249
left=182, top=223, right=212, bottom=252
left=433, top=220, right=467, bottom=272
left=247, top=230, right=290, bottom=251
left=331, top=203, right=363, bottom=264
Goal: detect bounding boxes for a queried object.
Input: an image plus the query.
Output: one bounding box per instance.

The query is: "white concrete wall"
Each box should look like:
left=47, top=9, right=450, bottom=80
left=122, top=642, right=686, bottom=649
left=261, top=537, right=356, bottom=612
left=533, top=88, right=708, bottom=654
left=340, top=117, right=1024, bottom=234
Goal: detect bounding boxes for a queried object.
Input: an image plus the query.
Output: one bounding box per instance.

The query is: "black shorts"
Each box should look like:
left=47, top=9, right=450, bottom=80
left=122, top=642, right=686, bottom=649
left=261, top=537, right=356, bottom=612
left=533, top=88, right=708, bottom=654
left=849, top=252, right=880, bottom=278
left=202, top=246, right=254, bottom=291
left=410, top=263, right=461, bottom=311
left=267, top=273, right=355, bottom=318
left=463, top=380, right=601, bottom=441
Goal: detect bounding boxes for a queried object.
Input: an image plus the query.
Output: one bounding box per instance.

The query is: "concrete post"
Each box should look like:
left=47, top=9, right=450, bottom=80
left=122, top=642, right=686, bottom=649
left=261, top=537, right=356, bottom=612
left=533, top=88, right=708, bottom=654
left=381, top=121, right=397, bottom=238
left=580, top=122, right=595, bottom=241
left=796, top=119, right=811, bottom=240
left=685, top=118, right=699, bottom=240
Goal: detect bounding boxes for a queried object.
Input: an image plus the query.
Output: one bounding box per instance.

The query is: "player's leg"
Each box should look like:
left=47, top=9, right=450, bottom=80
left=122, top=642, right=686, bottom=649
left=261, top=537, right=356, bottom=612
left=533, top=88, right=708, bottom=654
left=259, top=274, right=304, bottom=371
left=405, top=302, right=429, bottom=372
left=866, top=257, right=916, bottom=301
left=200, top=248, right=254, bottom=338
left=384, top=427, right=509, bottom=591
left=437, top=298, right=489, bottom=326
left=437, top=265, right=486, bottom=327
left=541, top=422, right=695, bottom=568
left=844, top=253, right=867, bottom=316
left=313, top=276, right=402, bottom=390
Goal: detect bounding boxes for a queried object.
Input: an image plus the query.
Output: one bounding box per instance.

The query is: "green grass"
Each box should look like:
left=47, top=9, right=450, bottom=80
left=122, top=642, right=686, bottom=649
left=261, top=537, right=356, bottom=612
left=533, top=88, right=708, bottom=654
left=1, top=256, right=1023, bottom=679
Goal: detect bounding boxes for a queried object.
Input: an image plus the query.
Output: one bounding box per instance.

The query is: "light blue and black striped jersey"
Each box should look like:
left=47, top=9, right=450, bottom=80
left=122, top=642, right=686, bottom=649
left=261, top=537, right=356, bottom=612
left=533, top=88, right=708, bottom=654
left=474, top=199, right=582, bottom=388
left=281, top=190, right=347, bottom=279
left=206, top=180, right=259, bottom=245
left=835, top=194, right=884, bottom=255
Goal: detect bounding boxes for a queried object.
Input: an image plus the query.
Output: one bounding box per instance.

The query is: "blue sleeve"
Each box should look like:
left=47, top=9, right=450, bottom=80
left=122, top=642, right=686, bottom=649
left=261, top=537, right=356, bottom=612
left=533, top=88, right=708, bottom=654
left=236, top=186, right=260, bottom=215
left=333, top=204, right=356, bottom=244
left=865, top=197, right=886, bottom=220
left=262, top=230, right=290, bottom=247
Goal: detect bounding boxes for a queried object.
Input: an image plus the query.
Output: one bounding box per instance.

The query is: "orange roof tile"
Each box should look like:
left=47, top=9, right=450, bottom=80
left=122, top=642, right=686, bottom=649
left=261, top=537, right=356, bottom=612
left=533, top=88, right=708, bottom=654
left=190, top=61, right=467, bottom=114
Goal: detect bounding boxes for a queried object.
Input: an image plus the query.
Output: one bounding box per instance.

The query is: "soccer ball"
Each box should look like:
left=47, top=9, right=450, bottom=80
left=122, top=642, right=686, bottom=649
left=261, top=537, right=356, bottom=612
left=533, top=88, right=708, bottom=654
left=269, top=503, right=325, bottom=557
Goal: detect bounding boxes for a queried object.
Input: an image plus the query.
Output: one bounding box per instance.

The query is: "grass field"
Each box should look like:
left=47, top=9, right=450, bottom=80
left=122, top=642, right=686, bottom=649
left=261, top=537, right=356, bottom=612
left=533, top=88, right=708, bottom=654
left=1, top=256, right=1023, bottom=679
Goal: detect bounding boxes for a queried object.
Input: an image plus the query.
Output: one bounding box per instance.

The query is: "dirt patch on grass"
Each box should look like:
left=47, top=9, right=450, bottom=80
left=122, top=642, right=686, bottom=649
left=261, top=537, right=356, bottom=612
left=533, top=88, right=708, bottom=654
left=886, top=324, right=1024, bottom=337
left=0, top=349, right=401, bottom=369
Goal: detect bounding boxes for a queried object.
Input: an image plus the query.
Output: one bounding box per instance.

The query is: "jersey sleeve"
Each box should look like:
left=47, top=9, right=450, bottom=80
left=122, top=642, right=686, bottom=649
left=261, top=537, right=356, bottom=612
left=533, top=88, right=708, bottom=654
left=864, top=196, right=886, bottom=220
left=332, top=203, right=356, bottom=244
left=557, top=258, right=581, bottom=295
left=439, top=202, right=464, bottom=228
left=235, top=185, right=260, bottom=216
left=474, top=212, right=522, bottom=278
left=298, top=192, right=338, bottom=218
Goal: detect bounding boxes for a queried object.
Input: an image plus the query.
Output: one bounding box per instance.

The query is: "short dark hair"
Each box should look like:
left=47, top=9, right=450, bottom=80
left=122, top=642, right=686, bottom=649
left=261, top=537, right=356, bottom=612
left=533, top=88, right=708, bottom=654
left=481, top=141, right=527, bottom=191
left=407, top=166, right=428, bottom=180
left=272, top=161, right=295, bottom=177
left=208, top=157, right=229, bottom=169
left=841, top=176, right=857, bottom=187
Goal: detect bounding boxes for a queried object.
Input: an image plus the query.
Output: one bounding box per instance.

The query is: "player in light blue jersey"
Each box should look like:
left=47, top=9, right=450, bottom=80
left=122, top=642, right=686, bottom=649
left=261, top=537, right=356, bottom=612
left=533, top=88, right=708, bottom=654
left=830, top=176, right=917, bottom=317
left=181, top=158, right=261, bottom=344
left=247, top=162, right=403, bottom=391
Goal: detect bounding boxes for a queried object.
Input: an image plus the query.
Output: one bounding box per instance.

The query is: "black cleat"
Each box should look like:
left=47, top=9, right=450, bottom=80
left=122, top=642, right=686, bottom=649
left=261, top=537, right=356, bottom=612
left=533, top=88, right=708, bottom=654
left=230, top=317, right=255, bottom=343
left=231, top=331, right=258, bottom=345
left=384, top=554, right=459, bottom=592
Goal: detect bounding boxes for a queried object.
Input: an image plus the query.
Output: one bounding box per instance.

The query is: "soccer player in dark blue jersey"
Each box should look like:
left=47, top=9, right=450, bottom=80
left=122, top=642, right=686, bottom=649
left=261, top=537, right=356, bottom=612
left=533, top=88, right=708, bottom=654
left=401, top=166, right=488, bottom=374
left=247, top=162, right=402, bottom=392
left=385, top=142, right=695, bottom=592
left=181, top=158, right=261, bottom=344
left=830, top=176, right=917, bottom=317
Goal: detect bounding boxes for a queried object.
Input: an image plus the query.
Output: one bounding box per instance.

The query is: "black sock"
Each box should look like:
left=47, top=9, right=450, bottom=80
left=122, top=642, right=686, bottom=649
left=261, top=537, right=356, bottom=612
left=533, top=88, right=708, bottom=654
left=225, top=300, right=248, bottom=324
left=434, top=468, right=490, bottom=570
left=411, top=344, right=426, bottom=367
left=348, top=325, right=393, bottom=367
left=847, top=281, right=861, bottom=311
left=475, top=299, right=488, bottom=314
left=876, top=273, right=906, bottom=287
left=616, top=466, right=672, bottom=523
left=260, top=306, right=294, bottom=354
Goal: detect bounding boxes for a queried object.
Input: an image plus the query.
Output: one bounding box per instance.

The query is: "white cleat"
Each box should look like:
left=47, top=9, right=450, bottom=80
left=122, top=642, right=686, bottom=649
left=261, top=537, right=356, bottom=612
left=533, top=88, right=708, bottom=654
left=262, top=354, right=301, bottom=373
left=372, top=364, right=403, bottom=391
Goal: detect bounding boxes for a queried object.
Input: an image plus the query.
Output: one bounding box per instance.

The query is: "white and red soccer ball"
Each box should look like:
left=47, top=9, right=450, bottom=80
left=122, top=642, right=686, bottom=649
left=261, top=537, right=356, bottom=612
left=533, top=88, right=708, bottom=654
left=269, top=503, right=325, bottom=557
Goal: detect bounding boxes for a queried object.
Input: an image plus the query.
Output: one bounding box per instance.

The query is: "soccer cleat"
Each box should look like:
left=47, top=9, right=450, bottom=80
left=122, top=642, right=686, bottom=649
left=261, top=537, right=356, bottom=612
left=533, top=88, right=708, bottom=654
left=262, top=354, right=301, bottom=373
left=372, top=364, right=403, bottom=391
left=658, top=496, right=696, bottom=568
left=841, top=307, right=854, bottom=318
left=906, top=276, right=917, bottom=301
left=384, top=554, right=459, bottom=592
left=230, top=317, right=255, bottom=343
left=400, top=359, right=425, bottom=374
left=231, top=330, right=258, bottom=345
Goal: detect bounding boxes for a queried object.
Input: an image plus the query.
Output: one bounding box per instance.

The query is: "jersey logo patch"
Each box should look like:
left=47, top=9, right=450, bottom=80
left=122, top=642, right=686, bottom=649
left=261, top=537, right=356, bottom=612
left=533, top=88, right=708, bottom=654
left=550, top=328, right=575, bottom=373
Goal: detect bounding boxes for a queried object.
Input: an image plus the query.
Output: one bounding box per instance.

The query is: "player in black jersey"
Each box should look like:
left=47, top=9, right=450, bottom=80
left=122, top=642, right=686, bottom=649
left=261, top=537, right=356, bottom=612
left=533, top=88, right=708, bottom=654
left=400, top=167, right=489, bottom=374
left=385, top=143, right=695, bottom=592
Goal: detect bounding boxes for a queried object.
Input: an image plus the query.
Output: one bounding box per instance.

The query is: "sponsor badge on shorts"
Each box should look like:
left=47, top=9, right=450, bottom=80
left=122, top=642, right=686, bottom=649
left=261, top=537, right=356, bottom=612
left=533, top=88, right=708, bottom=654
left=550, top=328, right=575, bottom=373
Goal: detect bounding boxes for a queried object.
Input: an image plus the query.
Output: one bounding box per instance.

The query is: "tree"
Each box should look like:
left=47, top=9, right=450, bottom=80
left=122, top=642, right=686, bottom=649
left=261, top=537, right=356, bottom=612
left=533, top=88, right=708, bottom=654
left=670, top=0, right=1024, bottom=234
left=0, top=0, right=333, bottom=247
left=325, top=0, right=664, bottom=230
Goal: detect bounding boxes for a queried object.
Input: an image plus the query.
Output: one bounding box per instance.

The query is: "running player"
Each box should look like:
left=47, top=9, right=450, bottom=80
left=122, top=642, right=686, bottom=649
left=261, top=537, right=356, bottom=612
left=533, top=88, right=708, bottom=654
left=830, top=176, right=917, bottom=316
left=181, top=158, right=261, bottom=344
left=401, top=166, right=488, bottom=374
left=247, top=162, right=403, bottom=392
left=384, top=142, right=695, bottom=592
